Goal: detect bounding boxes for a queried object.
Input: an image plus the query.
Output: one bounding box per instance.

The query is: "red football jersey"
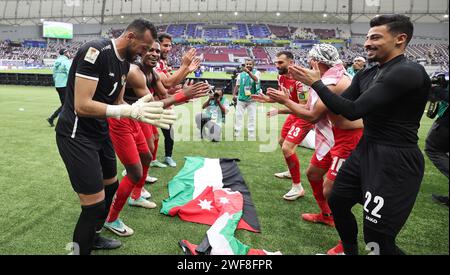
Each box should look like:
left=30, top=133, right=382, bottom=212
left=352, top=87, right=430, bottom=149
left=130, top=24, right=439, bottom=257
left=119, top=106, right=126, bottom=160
left=156, top=59, right=171, bottom=76
left=278, top=75, right=305, bottom=104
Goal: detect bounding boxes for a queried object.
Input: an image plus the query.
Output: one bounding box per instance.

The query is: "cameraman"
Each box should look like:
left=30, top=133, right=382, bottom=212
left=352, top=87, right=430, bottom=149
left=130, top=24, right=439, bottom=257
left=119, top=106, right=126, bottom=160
left=425, top=73, right=449, bottom=207
left=232, top=59, right=261, bottom=139
left=196, top=88, right=229, bottom=142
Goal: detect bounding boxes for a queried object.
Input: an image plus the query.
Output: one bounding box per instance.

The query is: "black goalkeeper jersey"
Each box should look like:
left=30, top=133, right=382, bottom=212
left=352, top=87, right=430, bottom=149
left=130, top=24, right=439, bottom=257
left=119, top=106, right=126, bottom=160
left=56, top=39, right=130, bottom=140
left=311, top=55, right=431, bottom=147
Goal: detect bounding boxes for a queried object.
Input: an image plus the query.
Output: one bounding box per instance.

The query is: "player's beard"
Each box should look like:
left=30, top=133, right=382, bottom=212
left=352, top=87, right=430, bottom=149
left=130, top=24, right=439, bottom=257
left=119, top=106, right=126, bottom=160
left=366, top=46, right=380, bottom=63
left=278, top=67, right=288, bottom=75
left=124, top=47, right=138, bottom=63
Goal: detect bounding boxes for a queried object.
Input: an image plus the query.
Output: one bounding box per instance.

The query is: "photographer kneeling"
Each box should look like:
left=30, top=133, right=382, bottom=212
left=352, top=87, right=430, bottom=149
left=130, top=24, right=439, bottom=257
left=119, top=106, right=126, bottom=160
left=425, top=72, right=449, bottom=207
left=196, top=88, right=229, bottom=142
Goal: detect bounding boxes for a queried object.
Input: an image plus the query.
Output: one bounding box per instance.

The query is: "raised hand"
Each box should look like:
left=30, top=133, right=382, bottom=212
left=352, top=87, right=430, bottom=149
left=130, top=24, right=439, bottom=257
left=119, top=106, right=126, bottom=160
left=288, top=61, right=322, bottom=86
left=266, top=87, right=290, bottom=104
left=181, top=48, right=197, bottom=68
left=183, top=79, right=195, bottom=88
left=181, top=81, right=211, bottom=100
left=251, top=91, right=275, bottom=103
left=188, top=58, right=201, bottom=73
left=267, top=109, right=279, bottom=117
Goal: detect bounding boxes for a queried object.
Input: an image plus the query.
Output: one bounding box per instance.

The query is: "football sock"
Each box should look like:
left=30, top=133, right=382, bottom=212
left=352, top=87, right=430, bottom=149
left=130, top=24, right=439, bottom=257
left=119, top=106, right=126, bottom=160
left=309, top=179, right=332, bottom=215
left=107, top=176, right=135, bottom=223
left=131, top=165, right=149, bottom=200
left=96, top=181, right=119, bottom=232
left=328, top=193, right=359, bottom=255
left=73, top=201, right=106, bottom=255
left=152, top=138, right=159, bottom=161
left=285, top=154, right=301, bottom=185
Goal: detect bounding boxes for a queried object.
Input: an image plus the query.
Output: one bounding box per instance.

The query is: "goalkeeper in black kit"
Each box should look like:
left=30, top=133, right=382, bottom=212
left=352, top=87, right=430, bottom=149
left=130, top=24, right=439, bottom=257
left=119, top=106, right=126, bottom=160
left=289, top=14, right=431, bottom=255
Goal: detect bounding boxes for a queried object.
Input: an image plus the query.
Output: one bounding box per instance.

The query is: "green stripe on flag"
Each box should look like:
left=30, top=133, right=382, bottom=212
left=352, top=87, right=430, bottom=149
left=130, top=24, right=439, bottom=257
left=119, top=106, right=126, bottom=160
left=220, top=211, right=250, bottom=255
left=161, top=157, right=205, bottom=215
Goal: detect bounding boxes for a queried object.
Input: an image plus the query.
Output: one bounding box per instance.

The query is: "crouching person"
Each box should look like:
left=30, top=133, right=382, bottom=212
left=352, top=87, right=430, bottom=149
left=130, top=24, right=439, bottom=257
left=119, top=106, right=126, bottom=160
left=196, top=88, right=229, bottom=142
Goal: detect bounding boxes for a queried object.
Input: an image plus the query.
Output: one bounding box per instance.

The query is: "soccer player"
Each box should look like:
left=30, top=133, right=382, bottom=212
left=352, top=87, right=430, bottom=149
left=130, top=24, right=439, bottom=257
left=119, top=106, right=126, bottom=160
left=289, top=15, right=431, bottom=255
left=153, top=33, right=201, bottom=168
left=233, top=59, right=261, bottom=140
left=47, top=49, right=71, bottom=127
left=267, top=44, right=364, bottom=255
left=104, top=41, right=210, bottom=236
left=252, top=51, right=313, bottom=201
left=56, top=19, right=171, bottom=255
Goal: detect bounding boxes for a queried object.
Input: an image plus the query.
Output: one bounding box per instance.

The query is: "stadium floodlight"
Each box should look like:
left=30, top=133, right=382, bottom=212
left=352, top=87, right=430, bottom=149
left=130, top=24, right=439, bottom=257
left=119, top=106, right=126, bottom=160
left=40, top=18, right=45, bottom=22
left=323, top=14, right=328, bottom=18
left=234, top=12, right=238, bottom=16
left=121, top=15, right=124, bottom=19
left=198, top=13, right=201, bottom=16
left=444, top=14, right=449, bottom=18
left=276, top=12, right=281, bottom=17
left=159, top=14, right=163, bottom=17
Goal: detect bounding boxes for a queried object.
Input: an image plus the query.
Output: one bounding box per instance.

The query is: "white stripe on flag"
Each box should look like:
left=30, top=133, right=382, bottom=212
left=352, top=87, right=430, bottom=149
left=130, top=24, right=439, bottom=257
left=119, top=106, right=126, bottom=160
left=193, top=158, right=223, bottom=199
left=207, top=213, right=235, bottom=255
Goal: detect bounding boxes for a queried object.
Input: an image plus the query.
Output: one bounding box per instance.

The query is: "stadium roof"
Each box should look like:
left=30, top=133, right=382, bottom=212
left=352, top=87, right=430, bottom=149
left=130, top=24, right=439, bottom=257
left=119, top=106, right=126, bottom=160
left=0, top=0, right=449, bottom=26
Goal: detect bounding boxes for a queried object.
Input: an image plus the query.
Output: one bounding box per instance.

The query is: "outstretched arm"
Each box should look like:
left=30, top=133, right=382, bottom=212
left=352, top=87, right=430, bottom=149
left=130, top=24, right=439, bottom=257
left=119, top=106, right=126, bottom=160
left=309, top=65, right=426, bottom=121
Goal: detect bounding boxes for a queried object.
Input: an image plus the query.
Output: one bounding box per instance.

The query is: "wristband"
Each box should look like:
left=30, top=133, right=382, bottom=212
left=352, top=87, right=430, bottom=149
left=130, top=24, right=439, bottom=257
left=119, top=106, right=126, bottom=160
left=174, top=92, right=188, bottom=104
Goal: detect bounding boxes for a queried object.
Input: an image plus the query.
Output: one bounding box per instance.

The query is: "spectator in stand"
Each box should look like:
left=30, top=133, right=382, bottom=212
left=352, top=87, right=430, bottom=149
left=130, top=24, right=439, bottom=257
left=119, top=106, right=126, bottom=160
left=347, top=57, right=366, bottom=77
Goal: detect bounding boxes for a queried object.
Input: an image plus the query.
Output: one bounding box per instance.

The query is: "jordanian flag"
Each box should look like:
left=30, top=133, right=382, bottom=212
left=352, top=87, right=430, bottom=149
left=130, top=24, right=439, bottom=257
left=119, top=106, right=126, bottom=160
left=178, top=188, right=281, bottom=255
left=161, top=157, right=261, bottom=233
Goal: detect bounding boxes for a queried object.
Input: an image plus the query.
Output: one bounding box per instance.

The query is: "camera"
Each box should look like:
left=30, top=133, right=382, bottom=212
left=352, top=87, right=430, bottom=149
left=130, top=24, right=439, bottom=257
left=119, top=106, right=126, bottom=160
left=427, top=72, right=449, bottom=119
left=231, top=65, right=243, bottom=80
left=207, top=85, right=215, bottom=96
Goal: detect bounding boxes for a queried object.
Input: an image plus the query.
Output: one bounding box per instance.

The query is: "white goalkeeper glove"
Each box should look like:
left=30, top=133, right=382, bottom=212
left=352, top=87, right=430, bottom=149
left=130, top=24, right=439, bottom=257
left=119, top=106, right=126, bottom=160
left=136, top=95, right=177, bottom=129
left=152, top=109, right=178, bottom=130
left=106, top=94, right=176, bottom=129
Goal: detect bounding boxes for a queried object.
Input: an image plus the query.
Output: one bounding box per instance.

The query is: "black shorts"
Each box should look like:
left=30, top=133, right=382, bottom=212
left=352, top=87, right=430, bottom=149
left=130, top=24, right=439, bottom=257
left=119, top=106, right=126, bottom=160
left=331, top=137, right=425, bottom=237
left=56, top=134, right=117, bottom=195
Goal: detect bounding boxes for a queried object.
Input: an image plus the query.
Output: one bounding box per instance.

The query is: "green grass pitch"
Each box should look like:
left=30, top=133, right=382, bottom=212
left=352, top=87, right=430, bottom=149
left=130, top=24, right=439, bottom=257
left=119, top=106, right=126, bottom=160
left=0, top=85, right=448, bottom=255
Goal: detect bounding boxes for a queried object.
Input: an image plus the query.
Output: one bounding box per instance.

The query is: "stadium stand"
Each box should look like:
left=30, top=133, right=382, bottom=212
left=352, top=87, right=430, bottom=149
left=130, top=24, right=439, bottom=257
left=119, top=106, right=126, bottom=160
left=1, top=38, right=448, bottom=72
left=1, top=21, right=448, bottom=72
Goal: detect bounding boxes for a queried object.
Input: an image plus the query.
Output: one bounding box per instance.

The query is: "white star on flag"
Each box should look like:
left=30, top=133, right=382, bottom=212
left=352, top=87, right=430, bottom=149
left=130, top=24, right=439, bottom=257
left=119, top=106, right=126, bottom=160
left=198, top=199, right=213, bottom=211
left=219, top=197, right=230, bottom=205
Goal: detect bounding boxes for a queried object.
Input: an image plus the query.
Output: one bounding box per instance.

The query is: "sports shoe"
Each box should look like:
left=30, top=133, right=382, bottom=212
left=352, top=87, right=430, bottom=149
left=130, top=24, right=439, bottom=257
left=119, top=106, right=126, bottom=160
left=146, top=176, right=158, bottom=184
left=327, top=241, right=345, bottom=255
left=164, top=157, right=177, bottom=167
left=128, top=197, right=157, bottom=209
left=283, top=185, right=305, bottom=201
left=301, top=213, right=335, bottom=227
left=141, top=188, right=151, bottom=199
left=46, top=118, right=54, bottom=127
left=432, top=194, right=449, bottom=207
left=92, top=235, right=122, bottom=250
left=151, top=160, right=167, bottom=168
left=104, top=219, right=134, bottom=237
left=274, top=171, right=292, bottom=179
